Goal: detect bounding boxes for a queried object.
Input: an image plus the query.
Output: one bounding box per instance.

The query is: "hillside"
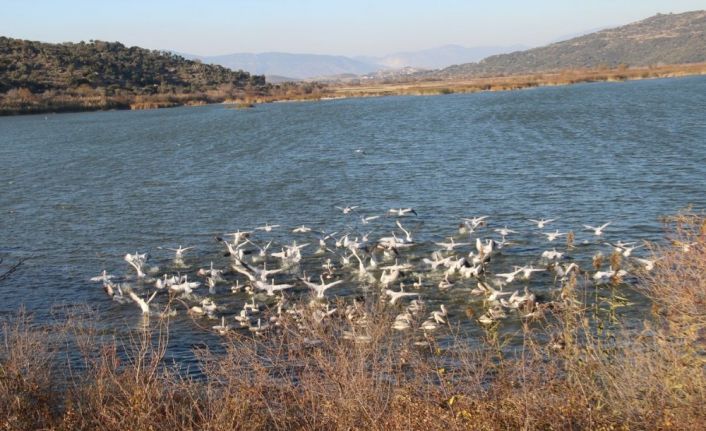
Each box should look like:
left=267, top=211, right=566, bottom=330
left=0, top=37, right=268, bottom=114
left=433, top=10, right=706, bottom=78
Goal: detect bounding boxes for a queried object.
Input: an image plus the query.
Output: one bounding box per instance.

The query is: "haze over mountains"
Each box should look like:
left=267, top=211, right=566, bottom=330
left=183, top=11, right=705, bottom=82
left=188, top=44, right=527, bottom=81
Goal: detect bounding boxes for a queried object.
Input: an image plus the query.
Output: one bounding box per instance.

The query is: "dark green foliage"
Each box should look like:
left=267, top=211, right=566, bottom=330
left=433, top=11, right=706, bottom=78
left=0, top=37, right=266, bottom=95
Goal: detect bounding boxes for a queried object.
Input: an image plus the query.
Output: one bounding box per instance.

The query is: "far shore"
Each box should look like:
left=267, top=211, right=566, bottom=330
left=2, top=62, right=705, bottom=116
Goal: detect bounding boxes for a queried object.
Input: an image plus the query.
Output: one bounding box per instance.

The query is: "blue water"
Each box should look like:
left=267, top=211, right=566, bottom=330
left=1, top=76, right=705, bottom=356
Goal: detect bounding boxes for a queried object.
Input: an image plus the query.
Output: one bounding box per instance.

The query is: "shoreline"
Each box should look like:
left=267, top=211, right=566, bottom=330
left=2, top=63, right=705, bottom=116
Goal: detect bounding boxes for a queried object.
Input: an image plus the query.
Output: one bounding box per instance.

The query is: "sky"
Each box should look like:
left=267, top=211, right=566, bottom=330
left=2, top=0, right=705, bottom=56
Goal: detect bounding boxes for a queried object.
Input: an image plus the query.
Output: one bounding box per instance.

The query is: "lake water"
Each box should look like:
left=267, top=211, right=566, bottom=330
left=1, top=76, right=705, bottom=359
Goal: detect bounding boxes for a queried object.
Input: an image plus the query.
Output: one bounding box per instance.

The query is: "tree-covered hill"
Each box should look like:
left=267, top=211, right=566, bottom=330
left=0, top=37, right=265, bottom=93
left=0, top=37, right=269, bottom=114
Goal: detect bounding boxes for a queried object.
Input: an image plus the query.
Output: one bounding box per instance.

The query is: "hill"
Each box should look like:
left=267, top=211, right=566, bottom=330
left=0, top=37, right=268, bottom=114
left=432, top=10, right=706, bottom=78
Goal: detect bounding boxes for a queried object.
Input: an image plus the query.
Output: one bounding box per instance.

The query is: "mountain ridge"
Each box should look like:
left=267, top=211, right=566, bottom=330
left=187, top=45, right=527, bottom=80
left=430, top=10, right=706, bottom=78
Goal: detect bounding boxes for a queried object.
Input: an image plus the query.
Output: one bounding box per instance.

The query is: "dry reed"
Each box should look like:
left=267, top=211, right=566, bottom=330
left=1, top=214, right=705, bottom=430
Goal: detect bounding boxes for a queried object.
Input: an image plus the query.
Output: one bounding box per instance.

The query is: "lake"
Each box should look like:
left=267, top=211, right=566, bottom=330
left=1, top=76, right=705, bottom=361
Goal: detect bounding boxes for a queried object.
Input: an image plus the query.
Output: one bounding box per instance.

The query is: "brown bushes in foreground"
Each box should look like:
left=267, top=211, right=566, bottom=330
left=1, top=215, right=705, bottom=430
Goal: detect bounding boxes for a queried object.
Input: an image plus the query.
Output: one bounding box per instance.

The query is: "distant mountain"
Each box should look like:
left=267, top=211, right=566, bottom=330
left=357, top=44, right=528, bottom=70
left=193, top=52, right=381, bottom=80
left=432, top=10, right=706, bottom=78
left=188, top=44, right=528, bottom=81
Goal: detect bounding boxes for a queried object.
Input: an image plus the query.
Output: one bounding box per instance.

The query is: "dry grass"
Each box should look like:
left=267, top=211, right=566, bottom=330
left=326, top=62, right=706, bottom=99
left=4, top=62, right=705, bottom=115
left=1, top=214, right=705, bottom=430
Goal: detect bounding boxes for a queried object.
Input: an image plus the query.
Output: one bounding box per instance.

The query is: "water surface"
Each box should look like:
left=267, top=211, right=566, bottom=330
left=1, top=76, right=705, bottom=357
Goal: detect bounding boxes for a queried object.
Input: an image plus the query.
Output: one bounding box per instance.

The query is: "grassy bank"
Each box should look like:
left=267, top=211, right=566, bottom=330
left=1, top=214, right=705, bottom=430
left=326, top=62, right=706, bottom=99
left=2, top=63, right=705, bottom=116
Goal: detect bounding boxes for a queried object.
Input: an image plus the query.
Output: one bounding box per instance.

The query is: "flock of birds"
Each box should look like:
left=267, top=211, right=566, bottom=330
left=90, top=207, right=659, bottom=342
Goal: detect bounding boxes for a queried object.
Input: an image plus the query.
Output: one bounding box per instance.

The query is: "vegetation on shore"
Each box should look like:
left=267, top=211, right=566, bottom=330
left=1, top=213, right=705, bottom=430
left=2, top=33, right=706, bottom=115
left=0, top=37, right=269, bottom=115
left=326, top=62, right=706, bottom=99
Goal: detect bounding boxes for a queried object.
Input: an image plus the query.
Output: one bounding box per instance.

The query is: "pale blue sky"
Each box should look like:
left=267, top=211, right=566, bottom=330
left=2, top=0, right=704, bottom=56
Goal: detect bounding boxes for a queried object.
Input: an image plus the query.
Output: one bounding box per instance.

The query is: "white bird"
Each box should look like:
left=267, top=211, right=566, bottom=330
left=380, top=259, right=414, bottom=272
left=222, top=230, right=251, bottom=245
left=155, top=274, right=179, bottom=290
left=89, top=270, right=114, bottom=283
left=292, top=225, right=312, bottom=233
left=494, top=226, right=517, bottom=237
left=212, top=316, right=231, bottom=335
left=606, top=241, right=642, bottom=257
left=593, top=267, right=627, bottom=283
left=395, top=220, right=414, bottom=244
left=380, top=268, right=401, bottom=287
left=336, top=205, right=358, bottom=215
left=384, top=287, right=419, bottom=305
left=476, top=281, right=512, bottom=302
left=392, top=312, right=413, bottom=331
left=387, top=207, right=417, bottom=217
left=127, top=289, right=157, bottom=315
left=237, top=260, right=285, bottom=282
left=438, top=275, right=453, bottom=290
left=124, top=252, right=148, bottom=278
left=253, top=279, right=294, bottom=296
left=256, top=223, right=280, bottom=232
left=207, top=277, right=217, bottom=295
left=553, top=262, right=580, bottom=282
left=496, top=267, right=524, bottom=283
left=459, top=263, right=483, bottom=279
left=169, top=275, right=200, bottom=294
left=431, top=304, right=448, bottom=324
left=243, top=297, right=259, bottom=314
left=529, top=218, right=556, bottom=229
left=633, top=257, right=656, bottom=272
left=234, top=309, right=251, bottom=327
left=584, top=222, right=611, bottom=236
left=361, top=215, right=380, bottom=224
left=217, top=237, right=249, bottom=260
left=423, top=253, right=454, bottom=270
left=197, top=262, right=224, bottom=281
left=543, top=230, right=566, bottom=242
left=475, top=238, right=496, bottom=256
left=518, top=265, right=545, bottom=280
left=300, top=274, right=344, bottom=299
left=164, top=245, right=193, bottom=260
left=541, top=248, right=564, bottom=260
left=248, top=318, right=269, bottom=334
left=462, top=216, right=488, bottom=229
left=478, top=305, right=507, bottom=325
left=420, top=319, right=440, bottom=331
left=246, top=239, right=273, bottom=259
left=435, top=237, right=470, bottom=251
